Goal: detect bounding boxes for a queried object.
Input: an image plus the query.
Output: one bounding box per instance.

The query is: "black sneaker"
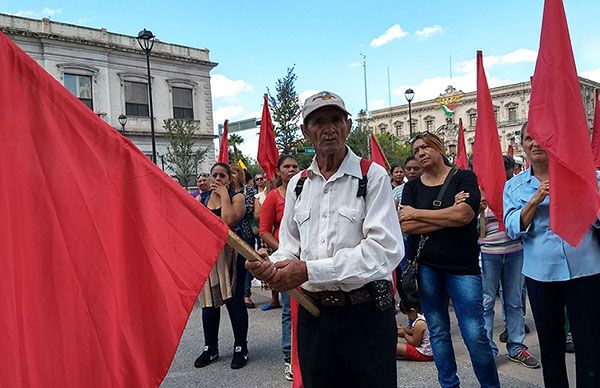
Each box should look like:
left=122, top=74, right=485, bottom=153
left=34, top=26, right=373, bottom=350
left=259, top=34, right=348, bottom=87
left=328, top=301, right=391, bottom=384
left=499, top=328, right=508, bottom=343
left=566, top=332, right=575, bottom=353
left=194, top=346, right=219, bottom=368
left=231, top=346, right=248, bottom=369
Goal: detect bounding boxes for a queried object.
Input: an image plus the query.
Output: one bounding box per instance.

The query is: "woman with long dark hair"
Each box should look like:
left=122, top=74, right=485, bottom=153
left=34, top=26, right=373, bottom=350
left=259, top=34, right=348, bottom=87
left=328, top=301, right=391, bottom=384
left=194, top=162, right=251, bottom=370
left=399, top=132, right=499, bottom=388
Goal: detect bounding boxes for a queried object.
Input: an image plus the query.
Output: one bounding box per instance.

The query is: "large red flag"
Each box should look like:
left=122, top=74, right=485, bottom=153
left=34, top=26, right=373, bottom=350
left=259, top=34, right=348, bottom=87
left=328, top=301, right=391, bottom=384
left=473, top=50, right=507, bottom=227
left=592, top=89, right=600, bottom=169
left=0, top=32, right=229, bottom=387
left=455, top=118, right=469, bottom=169
left=369, top=132, right=388, bottom=169
left=218, top=119, right=229, bottom=164
left=257, top=93, right=280, bottom=180
left=528, top=0, right=600, bottom=246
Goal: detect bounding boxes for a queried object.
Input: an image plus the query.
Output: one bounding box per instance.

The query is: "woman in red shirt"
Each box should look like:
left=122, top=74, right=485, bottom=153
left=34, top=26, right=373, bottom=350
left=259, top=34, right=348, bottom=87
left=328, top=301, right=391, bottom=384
left=258, top=155, right=299, bottom=381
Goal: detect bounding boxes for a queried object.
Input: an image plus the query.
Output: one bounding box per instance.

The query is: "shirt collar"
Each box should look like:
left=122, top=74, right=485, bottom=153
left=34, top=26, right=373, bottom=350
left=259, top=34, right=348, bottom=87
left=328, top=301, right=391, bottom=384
left=306, top=146, right=362, bottom=180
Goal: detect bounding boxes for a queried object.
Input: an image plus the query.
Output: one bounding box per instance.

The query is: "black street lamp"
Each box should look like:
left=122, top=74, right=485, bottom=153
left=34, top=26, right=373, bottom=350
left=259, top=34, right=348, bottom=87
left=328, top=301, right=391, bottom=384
left=137, top=28, right=157, bottom=164
left=405, top=88, right=415, bottom=139
left=118, top=114, right=127, bottom=133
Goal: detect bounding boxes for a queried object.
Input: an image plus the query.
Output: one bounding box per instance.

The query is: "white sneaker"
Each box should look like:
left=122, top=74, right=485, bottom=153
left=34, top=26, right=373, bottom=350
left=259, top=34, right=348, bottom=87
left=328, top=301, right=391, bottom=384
left=284, top=362, right=293, bottom=381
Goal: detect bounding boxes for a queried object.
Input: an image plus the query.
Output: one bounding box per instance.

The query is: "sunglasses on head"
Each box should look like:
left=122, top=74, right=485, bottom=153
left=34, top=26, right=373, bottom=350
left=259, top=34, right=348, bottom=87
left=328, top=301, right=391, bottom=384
left=409, top=131, right=432, bottom=144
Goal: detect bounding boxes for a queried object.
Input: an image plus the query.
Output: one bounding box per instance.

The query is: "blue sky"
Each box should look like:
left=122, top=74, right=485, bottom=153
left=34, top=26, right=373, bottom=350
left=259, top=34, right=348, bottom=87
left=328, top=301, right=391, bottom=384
left=3, top=1, right=600, bottom=158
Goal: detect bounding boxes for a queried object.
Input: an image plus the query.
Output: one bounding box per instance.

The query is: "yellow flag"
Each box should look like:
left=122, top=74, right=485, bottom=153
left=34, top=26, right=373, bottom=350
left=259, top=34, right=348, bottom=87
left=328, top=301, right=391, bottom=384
left=238, top=159, right=248, bottom=170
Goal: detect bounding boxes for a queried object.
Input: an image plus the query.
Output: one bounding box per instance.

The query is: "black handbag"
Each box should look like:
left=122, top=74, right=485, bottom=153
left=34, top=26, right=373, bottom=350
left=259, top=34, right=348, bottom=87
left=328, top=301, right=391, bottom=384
left=401, top=168, right=457, bottom=300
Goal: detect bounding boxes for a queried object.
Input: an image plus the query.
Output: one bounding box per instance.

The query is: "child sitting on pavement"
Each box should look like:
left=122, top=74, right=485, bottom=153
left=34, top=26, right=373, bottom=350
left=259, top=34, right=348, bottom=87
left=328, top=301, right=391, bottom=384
left=397, top=298, right=434, bottom=361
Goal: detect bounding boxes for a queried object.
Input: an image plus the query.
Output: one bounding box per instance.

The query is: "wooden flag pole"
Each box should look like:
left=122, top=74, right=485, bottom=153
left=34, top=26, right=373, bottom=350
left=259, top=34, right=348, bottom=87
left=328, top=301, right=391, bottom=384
left=226, top=230, right=320, bottom=317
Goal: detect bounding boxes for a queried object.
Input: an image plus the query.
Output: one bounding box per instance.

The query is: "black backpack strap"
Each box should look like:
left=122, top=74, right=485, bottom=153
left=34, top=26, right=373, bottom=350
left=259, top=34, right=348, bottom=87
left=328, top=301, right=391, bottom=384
left=432, top=168, right=458, bottom=209
left=356, top=158, right=373, bottom=200
left=294, top=169, right=309, bottom=197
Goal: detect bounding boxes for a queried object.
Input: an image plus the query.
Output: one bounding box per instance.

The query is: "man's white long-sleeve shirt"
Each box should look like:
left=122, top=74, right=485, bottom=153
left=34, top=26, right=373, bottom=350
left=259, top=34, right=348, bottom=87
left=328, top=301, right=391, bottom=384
left=270, top=147, right=403, bottom=292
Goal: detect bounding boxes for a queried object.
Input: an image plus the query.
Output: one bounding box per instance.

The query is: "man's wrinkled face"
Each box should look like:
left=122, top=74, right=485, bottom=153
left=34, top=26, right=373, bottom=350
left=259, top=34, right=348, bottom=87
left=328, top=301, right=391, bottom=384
left=301, top=106, right=351, bottom=156
left=522, top=126, right=547, bottom=164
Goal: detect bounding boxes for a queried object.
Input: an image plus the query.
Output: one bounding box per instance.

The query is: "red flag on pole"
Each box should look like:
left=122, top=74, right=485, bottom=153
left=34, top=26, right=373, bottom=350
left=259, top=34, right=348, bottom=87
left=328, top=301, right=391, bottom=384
left=0, top=32, right=229, bottom=387
left=528, top=0, right=600, bottom=246
left=508, top=144, right=515, bottom=157
left=455, top=118, right=469, bottom=169
left=218, top=119, right=229, bottom=164
left=592, top=89, right=600, bottom=169
left=473, top=50, right=507, bottom=227
left=369, top=132, right=388, bottom=169
left=257, top=93, right=280, bottom=180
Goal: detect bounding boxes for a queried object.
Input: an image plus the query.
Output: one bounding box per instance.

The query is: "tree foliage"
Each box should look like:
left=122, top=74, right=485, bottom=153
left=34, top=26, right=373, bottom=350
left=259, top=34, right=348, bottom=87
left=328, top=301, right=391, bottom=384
left=163, top=119, right=208, bottom=189
left=269, top=67, right=302, bottom=155
left=347, top=110, right=412, bottom=169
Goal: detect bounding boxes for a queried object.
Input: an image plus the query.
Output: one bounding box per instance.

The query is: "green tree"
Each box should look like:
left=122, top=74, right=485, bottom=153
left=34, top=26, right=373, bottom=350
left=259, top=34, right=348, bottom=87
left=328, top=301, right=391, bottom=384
left=228, top=133, right=244, bottom=163
left=269, top=67, right=301, bottom=154
left=163, top=119, right=208, bottom=189
left=376, top=132, right=412, bottom=167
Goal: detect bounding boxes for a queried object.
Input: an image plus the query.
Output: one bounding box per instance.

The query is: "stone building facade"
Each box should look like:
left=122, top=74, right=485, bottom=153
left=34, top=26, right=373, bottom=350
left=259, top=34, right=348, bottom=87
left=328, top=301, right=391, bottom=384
left=370, top=79, right=600, bottom=161
left=0, top=13, right=218, bottom=175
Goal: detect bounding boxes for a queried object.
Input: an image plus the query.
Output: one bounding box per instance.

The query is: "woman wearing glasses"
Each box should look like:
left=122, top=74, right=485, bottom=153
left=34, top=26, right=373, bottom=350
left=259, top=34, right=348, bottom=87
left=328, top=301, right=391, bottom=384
left=399, top=132, right=499, bottom=388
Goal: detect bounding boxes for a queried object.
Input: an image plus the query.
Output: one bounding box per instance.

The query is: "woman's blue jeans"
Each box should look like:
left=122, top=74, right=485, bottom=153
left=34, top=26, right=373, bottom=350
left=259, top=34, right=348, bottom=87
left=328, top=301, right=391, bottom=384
left=419, top=264, right=500, bottom=388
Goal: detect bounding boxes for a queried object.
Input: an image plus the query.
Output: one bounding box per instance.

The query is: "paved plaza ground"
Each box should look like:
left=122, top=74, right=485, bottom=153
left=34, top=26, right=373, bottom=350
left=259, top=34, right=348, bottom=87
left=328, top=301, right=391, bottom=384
left=162, top=288, right=576, bottom=387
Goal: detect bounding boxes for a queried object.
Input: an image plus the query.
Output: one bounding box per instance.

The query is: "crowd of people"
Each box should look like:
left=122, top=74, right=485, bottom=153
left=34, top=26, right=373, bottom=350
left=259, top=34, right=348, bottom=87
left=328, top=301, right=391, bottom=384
left=191, top=91, right=599, bottom=388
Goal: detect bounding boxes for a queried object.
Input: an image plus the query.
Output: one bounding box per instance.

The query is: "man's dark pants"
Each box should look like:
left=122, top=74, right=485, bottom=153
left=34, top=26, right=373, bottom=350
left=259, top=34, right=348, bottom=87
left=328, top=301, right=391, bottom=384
left=298, top=302, right=397, bottom=388
left=526, top=274, right=600, bottom=388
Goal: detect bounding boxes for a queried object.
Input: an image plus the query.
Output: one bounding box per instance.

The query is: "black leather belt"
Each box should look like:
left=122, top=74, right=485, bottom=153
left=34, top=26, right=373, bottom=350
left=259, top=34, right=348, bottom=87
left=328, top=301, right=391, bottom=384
left=303, top=285, right=373, bottom=307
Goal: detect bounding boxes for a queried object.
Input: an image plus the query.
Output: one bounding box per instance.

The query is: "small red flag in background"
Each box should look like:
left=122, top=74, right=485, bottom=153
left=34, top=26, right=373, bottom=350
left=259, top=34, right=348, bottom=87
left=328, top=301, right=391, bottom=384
left=473, top=50, right=507, bottom=228
left=0, top=32, right=229, bottom=387
left=218, top=119, right=229, bottom=164
left=592, top=89, right=600, bottom=169
left=369, top=132, right=389, bottom=170
left=508, top=144, right=515, bottom=157
left=528, top=0, right=600, bottom=246
left=257, top=94, right=280, bottom=180
left=455, top=118, right=469, bottom=169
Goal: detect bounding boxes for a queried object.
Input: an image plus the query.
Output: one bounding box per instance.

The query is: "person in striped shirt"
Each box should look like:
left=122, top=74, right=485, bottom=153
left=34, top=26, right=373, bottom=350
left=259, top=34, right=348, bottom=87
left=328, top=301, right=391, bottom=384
left=479, top=155, right=540, bottom=368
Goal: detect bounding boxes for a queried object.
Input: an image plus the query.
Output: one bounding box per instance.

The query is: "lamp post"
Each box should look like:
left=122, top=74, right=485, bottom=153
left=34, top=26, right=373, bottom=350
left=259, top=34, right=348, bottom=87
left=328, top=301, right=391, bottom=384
left=405, top=88, right=415, bottom=139
left=137, top=28, right=157, bottom=164
left=118, top=114, right=127, bottom=133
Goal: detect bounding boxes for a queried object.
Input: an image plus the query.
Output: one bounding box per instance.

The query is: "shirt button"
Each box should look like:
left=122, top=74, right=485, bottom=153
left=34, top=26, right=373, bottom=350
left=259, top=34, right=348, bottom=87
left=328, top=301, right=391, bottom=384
left=320, top=239, right=325, bottom=244
left=322, top=213, right=327, bottom=218
left=324, top=189, right=329, bottom=194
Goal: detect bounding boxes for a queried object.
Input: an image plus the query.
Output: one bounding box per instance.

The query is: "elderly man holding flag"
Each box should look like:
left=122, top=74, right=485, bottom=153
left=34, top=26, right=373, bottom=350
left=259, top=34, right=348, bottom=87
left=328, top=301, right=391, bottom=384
left=247, top=91, right=402, bottom=388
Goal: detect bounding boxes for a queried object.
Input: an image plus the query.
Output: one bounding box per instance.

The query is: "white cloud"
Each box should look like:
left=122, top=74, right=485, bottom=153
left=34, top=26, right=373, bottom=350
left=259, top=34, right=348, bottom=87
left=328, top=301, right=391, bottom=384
left=581, top=67, right=600, bottom=82
left=455, top=49, right=537, bottom=74
left=211, top=74, right=253, bottom=99
left=213, top=105, right=245, bottom=127
left=370, top=24, right=408, bottom=47
left=348, top=62, right=361, bottom=68
left=13, top=7, right=62, bottom=18
left=392, top=73, right=512, bottom=103
left=368, top=99, right=387, bottom=111
left=415, top=25, right=443, bottom=40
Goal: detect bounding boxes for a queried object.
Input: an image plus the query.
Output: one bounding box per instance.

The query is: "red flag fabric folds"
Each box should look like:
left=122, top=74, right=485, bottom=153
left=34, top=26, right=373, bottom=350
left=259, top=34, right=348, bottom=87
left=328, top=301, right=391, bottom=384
left=528, top=0, right=600, bottom=246
left=218, top=119, right=229, bottom=164
left=257, top=94, right=280, bottom=180
left=455, top=118, right=469, bottom=170
left=369, top=132, right=388, bottom=169
left=592, top=89, right=600, bottom=169
left=473, top=50, right=507, bottom=228
left=0, top=32, right=229, bottom=387
left=508, top=144, right=515, bottom=158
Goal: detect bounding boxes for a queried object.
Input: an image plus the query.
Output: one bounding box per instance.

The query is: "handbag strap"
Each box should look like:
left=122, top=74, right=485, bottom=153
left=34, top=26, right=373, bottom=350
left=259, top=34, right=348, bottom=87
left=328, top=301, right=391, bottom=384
left=410, top=167, right=458, bottom=263
left=432, top=167, right=457, bottom=209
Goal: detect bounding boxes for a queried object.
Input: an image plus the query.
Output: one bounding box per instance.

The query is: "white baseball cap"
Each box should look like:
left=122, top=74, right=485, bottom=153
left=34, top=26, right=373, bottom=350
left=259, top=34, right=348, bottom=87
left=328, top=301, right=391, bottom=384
left=302, top=91, right=351, bottom=120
